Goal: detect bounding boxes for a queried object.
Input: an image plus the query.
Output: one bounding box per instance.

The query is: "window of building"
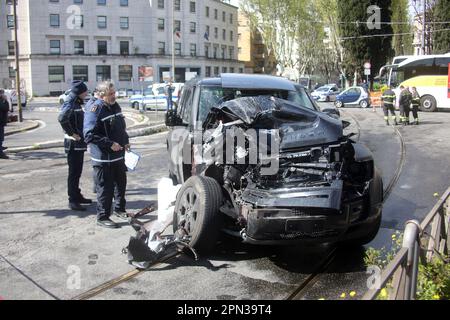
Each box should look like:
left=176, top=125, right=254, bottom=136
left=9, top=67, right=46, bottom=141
left=222, top=29, right=226, bottom=40
left=222, top=11, right=226, bottom=22
left=204, top=45, right=209, bottom=58
left=206, top=6, right=209, bottom=17
left=222, top=46, right=226, bottom=59
left=158, top=41, right=165, bottom=55
left=230, top=67, right=235, bottom=73
left=97, top=16, right=107, bottom=28
left=230, top=31, right=233, bottom=42
left=49, top=66, right=65, bottom=83
left=7, top=15, right=14, bottom=29
left=120, top=0, right=128, bottom=6
left=230, top=14, right=233, bottom=24
left=175, top=20, right=181, bottom=32
left=73, top=15, right=84, bottom=28
left=213, top=46, right=218, bottom=59
left=9, top=67, right=15, bottom=79
left=190, top=1, right=195, bottom=13
left=98, top=40, right=107, bottom=55
left=158, top=18, right=165, bottom=31
left=97, top=0, right=106, bottom=5
left=214, top=27, right=218, bottom=39
left=157, top=0, right=164, bottom=9
left=214, top=9, right=218, bottom=20
left=50, top=14, right=60, bottom=27
left=96, top=65, right=111, bottom=81
left=190, top=44, right=196, bottom=57
left=214, top=66, right=219, bottom=76
left=205, top=66, right=211, bottom=77
left=50, top=40, right=61, bottom=55
left=119, top=65, right=133, bottom=81
left=120, top=17, right=129, bottom=29
left=120, top=41, right=129, bottom=55
left=222, top=67, right=227, bottom=73
left=229, top=47, right=234, bottom=60
left=73, top=0, right=83, bottom=4
left=8, top=41, right=15, bottom=55
left=175, top=42, right=181, bottom=56
left=239, top=68, right=244, bottom=73
left=174, top=0, right=180, bottom=11
left=190, top=22, right=196, bottom=33
left=73, top=66, right=88, bottom=81
left=74, top=40, right=84, bottom=54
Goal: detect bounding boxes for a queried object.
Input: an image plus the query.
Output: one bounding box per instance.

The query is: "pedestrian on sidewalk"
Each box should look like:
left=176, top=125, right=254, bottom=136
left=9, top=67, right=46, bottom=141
left=84, top=81, right=130, bottom=229
left=411, top=87, right=420, bottom=125
left=381, top=86, right=398, bottom=126
left=58, top=81, right=92, bottom=211
left=165, top=80, right=175, bottom=111
left=0, top=89, right=10, bottom=159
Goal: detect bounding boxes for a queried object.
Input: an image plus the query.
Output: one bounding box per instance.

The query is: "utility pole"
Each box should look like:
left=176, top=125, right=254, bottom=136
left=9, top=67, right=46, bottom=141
left=171, top=0, right=175, bottom=82
left=13, top=0, right=23, bottom=122
left=422, top=0, right=427, bottom=55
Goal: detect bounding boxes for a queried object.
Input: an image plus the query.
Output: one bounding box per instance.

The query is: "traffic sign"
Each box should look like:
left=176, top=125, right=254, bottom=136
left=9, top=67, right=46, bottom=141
left=364, top=68, right=371, bottom=76
left=364, top=62, right=371, bottom=69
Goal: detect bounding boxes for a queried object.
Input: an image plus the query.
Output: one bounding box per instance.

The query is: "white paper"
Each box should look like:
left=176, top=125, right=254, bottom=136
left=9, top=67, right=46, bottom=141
left=125, top=150, right=140, bottom=171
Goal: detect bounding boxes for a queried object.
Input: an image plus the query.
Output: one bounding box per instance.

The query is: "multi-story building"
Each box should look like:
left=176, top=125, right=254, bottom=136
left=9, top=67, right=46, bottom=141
left=237, top=12, right=276, bottom=75
left=0, top=0, right=244, bottom=96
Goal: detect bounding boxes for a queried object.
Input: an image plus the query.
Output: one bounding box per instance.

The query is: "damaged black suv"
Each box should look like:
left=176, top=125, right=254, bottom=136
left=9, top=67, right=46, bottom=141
left=165, top=74, right=382, bottom=253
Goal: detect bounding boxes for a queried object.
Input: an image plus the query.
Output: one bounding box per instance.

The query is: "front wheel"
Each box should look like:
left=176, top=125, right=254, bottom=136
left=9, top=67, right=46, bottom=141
left=131, top=102, right=139, bottom=109
left=420, top=95, right=437, bottom=112
left=173, top=176, right=223, bottom=253
left=335, top=100, right=343, bottom=108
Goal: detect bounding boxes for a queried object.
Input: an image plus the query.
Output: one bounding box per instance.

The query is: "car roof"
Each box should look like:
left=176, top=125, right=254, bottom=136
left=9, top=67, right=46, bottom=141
left=186, top=73, right=299, bottom=91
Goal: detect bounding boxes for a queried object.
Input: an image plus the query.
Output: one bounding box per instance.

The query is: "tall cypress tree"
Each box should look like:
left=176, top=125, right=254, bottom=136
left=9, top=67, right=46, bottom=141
left=432, top=0, right=450, bottom=54
left=338, top=0, right=393, bottom=84
left=391, top=0, right=413, bottom=56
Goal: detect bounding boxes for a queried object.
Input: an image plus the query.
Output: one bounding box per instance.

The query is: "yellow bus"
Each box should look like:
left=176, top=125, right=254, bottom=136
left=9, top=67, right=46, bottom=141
left=388, top=54, right=450, bottom=112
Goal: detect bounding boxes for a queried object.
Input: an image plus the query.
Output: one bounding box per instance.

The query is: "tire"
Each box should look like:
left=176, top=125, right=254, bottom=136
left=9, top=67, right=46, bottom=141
left=335, top=100, right=343, bottom=108
left=420, top=95, right=437, bottom=112
left=173, top=176, right=223, bottom=253
left=131, top=102, right=139, bottom=109
left=359, top=99, right=369, bottom=108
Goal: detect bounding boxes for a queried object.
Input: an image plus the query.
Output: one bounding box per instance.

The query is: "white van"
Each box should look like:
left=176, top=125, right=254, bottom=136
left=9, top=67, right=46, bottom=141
left=129, top=83, right=184, bottom=110
left=4, top=89, right=27, bottom=108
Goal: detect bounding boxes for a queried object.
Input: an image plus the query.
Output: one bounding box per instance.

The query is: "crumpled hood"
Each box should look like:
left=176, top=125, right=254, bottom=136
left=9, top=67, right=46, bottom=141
left=207, top=96, right=344, bottom=150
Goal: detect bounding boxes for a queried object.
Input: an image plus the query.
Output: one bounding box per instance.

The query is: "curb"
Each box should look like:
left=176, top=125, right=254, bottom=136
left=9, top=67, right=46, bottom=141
left=6, top=123, right=167, bottom=153
left=4, top=120, right=40, bottom=136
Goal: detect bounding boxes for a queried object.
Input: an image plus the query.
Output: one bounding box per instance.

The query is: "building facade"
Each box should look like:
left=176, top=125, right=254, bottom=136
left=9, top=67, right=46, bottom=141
left=0, top=0, right=244, bottom=96
left=237, top=12, right=276, bottom=75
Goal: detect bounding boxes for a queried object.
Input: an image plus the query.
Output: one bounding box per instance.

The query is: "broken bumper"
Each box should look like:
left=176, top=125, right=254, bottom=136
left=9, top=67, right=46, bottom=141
left=240, top=182, right=380, bottom=245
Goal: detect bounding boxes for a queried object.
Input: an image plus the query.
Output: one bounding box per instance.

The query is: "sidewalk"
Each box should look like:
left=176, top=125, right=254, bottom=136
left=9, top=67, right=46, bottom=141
left=4, top=119, right=40, bottom=136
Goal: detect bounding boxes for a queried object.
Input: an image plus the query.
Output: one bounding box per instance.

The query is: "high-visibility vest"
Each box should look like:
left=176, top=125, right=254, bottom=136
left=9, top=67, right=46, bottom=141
left=382, top=90, right=396, bottom=106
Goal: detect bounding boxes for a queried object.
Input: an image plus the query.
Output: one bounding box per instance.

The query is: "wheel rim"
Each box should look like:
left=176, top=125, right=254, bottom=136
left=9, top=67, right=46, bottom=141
left=360, top=101, right=368, bottom=108
left=336, top=101, right=342, bottom=108
left=176, top=187, right=200, bottom=235
left=423, top=99, right=432, bottom=109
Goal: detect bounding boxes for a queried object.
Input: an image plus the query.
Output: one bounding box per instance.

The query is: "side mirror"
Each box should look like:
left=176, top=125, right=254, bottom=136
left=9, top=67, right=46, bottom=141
left=342, top=120, right=351, bottom=129
left=165, top=109, right=183, bottom=127
left=322, top=108, right=341, bottom=119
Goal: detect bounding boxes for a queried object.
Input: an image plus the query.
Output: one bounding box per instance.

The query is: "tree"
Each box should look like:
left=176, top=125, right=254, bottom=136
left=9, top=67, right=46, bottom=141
left=391, top=0, right=413, bottom=56
left=432, top=0, right=450, bottom=54
left=337, top=0, right=394, bottom=86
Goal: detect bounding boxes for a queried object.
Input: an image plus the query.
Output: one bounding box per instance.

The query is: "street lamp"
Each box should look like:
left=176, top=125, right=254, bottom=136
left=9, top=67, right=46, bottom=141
left=13, top=0, right=23, bottom=122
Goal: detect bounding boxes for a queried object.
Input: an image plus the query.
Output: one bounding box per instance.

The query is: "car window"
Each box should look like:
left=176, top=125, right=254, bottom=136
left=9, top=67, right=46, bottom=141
left=156, top=87, right=165, bottom=95
left=197, top=85, right=318, bottom=122
left=180, top=87, right=193, bottom=124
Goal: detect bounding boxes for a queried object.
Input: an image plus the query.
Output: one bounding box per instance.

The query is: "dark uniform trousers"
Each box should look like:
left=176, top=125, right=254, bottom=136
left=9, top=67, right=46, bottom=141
left=94, top=161, right=127, bottom=220
left=67, top=150, right=85, bottom=202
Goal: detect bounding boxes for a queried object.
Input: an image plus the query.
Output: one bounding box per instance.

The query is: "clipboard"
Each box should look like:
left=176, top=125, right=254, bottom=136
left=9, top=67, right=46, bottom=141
left=125, top=150, right=141, bottom=171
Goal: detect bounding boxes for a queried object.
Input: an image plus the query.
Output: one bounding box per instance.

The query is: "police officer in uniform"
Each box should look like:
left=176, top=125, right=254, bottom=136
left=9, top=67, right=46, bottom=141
left=381, top=86, right=398, bottom=126
left=83, top=81, right=130, bottom=229
left=58, top=80, right=92, bottom=211
left=411, top=87, right=420, bottom=125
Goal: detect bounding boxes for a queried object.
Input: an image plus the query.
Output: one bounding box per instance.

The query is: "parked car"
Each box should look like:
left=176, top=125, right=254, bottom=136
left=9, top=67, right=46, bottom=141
left=4, top=89, right=27, bottom=108
left=59, top=90, right=93, bottom=105
left=165, top=74, right=383, bottom=253
left=311, top=85, right=340, bottom=102
left=335, top=86, right=370, bottom=108
left=115, top=88, right=129, bottom=98
left=129, top=83, right=184, bottom=111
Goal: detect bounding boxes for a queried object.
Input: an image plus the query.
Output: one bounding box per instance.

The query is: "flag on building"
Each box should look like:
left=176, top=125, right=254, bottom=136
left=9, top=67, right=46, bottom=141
left=204, top=32, right=209, bottom=41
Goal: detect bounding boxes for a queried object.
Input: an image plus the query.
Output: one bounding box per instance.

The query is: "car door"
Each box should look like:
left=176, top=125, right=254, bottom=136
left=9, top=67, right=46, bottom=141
left=345, top=88, right=361, bottom=103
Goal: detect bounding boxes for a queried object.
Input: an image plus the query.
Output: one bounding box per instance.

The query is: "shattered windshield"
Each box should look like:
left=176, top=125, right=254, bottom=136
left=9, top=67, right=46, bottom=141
left=198, top=86, right=317, bottom=122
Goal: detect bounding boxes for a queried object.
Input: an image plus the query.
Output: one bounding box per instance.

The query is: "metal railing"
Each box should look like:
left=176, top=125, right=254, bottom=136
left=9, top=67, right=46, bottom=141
left=363, top=186, right=450, bottom=300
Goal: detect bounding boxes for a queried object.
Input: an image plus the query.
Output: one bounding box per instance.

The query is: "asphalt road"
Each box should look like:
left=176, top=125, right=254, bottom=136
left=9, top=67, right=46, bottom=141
left=1, top=104, right=449, bottom=300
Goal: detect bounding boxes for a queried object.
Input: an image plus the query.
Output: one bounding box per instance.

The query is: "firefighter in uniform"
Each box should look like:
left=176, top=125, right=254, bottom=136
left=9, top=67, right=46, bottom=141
left=381, top=86, right=398, bottom=126
left=58, top=80, right=92, bottom=211
left=411, top=87, right=420, bottom=125
left=83, top=81, right=130, bottom=229
left=399, top=86, right=412, bottom=125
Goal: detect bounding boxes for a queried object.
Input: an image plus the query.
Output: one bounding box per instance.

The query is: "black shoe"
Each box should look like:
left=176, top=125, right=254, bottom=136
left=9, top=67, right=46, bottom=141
left=0, top=152, right=9, bottom=159
left=78, top=196, right=93, bottom=204
left=2, top=147, right=7, bottom=150
left=97, top=218, right=120, bottom=229
left=69, top=202, right=87, bottom=211
left=114, top=210, right=129, bottom=220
